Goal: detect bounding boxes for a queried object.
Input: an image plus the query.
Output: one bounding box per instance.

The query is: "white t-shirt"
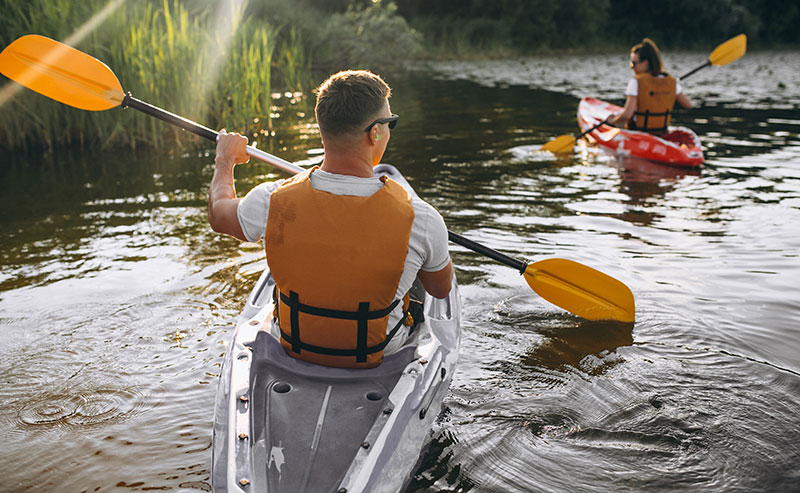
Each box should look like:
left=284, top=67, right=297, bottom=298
left=624, top=76, right=683, bottom=97
left=237, top=168, right=451, bottom=353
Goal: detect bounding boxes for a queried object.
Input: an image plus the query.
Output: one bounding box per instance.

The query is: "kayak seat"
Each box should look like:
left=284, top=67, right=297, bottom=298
left=248, top=330, right=417, bottom=492
left=661, top=129, right=696, bottom=148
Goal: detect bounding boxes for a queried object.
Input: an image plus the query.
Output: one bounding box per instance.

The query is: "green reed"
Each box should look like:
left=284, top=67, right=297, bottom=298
left=0, top=0, right=426, bottom=152
left=275, top=27, right=310, bottom=95
left=0, top=0, right=303, bottom=152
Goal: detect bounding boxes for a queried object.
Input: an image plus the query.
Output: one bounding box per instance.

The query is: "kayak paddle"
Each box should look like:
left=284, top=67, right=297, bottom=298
left=541, top=33, right=748, bottom=154
left=541, top=117, right=619, bottom=154
left=0, top=34, right=300, bottom=175
left=448, top=232, right=634, bottom=322
left=679, top=33, right=747, bottom=79
left=0, top=34, right=635, bottom=322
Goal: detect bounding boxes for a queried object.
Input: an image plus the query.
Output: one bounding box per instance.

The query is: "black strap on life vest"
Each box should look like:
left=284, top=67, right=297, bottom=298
left=277, top=290, right=406, bottom=363
left=631, top=109, right=670, bottom=134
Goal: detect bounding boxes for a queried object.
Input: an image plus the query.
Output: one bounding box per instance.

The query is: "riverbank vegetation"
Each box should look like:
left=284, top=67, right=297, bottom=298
left=398, top=0, right=798, bottom=56
left=0, top=0, right=420, bottom=151
left=1, top=0, right=796, bottom=152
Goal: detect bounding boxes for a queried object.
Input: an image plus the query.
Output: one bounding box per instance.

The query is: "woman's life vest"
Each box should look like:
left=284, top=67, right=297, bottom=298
left=629, top=73, right=677, bottom=133
left=265, top=167, right=415, bottom=369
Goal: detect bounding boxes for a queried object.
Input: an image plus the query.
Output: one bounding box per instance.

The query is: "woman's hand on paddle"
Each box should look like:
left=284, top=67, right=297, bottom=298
left=216, top=129, right=250, bottom=167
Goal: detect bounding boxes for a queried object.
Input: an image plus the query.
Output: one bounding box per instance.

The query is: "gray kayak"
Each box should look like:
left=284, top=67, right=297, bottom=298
left=211, top=164, right=462, bottom=492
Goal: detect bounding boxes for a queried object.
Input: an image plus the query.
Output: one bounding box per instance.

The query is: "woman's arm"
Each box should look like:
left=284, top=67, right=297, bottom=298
left=607, top=95, right=637, bottom=127
left=676, top=92, right=692, bottom=109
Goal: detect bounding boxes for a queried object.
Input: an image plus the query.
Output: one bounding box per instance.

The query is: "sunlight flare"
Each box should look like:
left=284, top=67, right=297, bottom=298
left=193, top=0, right=247, bottom=117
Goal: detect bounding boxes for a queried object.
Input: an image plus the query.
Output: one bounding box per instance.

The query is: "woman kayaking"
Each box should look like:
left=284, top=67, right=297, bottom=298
left=606, top=38, right=692, bottom=133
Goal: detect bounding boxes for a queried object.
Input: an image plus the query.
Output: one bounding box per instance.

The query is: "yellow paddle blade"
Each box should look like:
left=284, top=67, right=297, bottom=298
left=0, top=34, right=124, bottom=111
left=709, top=34, right=747, bottom=67
left=541, top=134, right=576, bottom=154
left=524, top=258, right=635, bottom=322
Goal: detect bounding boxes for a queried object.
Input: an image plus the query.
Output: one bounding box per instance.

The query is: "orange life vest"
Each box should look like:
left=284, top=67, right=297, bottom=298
left=265, top=167, right=414, bottom=369
left=630, top=73, right=677, bottom=133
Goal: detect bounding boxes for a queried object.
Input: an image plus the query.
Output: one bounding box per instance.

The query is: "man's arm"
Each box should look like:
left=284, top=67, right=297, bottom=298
left=208, top=130, right=249, bottom=241
left=418, top=259, right=453, bottom=299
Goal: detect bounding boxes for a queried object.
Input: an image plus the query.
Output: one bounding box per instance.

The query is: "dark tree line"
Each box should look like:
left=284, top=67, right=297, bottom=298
left=290, top=0, right=799, bottom=49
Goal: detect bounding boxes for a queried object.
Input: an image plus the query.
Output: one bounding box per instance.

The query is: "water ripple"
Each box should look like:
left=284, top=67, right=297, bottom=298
left=17, top=387, right=150, bottom=428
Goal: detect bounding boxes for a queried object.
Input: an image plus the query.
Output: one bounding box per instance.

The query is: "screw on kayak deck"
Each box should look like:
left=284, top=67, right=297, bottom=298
left=383, top=408, right=393, bottom=415
left=419, top=358, right=428, bottom=364
left=361, top=441, right=370, bottom=449
left=239, top=395, right=248, bottom=402
left=239, top=478, right=250, bottom=486
left=338, top=489, right=347, bottom=493
left=238, top=433, right=248, bottom=440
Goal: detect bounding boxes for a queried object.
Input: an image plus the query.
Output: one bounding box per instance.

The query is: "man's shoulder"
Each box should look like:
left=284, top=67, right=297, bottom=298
left=409, top=196, right=446, bottom=230
left=410, top=195, right=439, bottom=213
left=257, top=179, right=285, bottom=196
left=239, top=180, right=284, bottom=208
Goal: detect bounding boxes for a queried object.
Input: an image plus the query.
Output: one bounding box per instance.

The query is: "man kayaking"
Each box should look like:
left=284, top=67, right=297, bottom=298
left=607, top=38, right=692, bottom=133
left=207, top=69, right=453, bottom=368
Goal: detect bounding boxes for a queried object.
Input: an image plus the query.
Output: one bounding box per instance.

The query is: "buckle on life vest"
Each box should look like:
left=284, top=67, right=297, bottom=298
left=405, top=298, right=425, bottom=332
left=632, top=109, right=670, bottom=133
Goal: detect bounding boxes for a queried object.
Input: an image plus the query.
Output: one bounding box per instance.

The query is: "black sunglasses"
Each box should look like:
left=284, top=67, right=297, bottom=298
left=364, top=114, right=399, bottom=132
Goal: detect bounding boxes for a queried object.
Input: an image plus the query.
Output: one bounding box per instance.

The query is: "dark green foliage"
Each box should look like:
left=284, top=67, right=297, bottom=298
left=396, top=0, right=799, bottom=51
left=606, top=0, right=761, bottom=48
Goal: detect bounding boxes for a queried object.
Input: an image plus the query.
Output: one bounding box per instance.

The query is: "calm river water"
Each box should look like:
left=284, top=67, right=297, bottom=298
left=1, top=50, right=798, bottom=492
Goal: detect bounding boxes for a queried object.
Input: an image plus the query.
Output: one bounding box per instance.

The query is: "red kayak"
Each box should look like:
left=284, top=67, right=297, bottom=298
left=577, top=97, right=704, bottom=168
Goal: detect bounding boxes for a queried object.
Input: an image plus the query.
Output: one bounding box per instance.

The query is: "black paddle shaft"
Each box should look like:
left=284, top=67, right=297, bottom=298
left=121, top=93, right=218, bottom=142
left=679, top=60, right=711, bottom=80
left=448, top=232, right=527, bottom=274
left=121, top=92, right=529, bottom=276
left=121, top=91, right=531, bottom=277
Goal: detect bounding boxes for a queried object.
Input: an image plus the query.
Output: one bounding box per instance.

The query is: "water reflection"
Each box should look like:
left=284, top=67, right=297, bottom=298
left=1, top=51, right=799, bottom=492
left=521, top=320, right=634, bottom=375
left=576, top=149, right=704, bottom=226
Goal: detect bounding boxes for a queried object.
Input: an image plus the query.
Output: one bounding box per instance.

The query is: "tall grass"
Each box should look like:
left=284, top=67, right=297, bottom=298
left=275, top=27, right=310, bottom=94
left=0, top=0, right=285, bottom=151
left=0, top=0, right=422, bottom=152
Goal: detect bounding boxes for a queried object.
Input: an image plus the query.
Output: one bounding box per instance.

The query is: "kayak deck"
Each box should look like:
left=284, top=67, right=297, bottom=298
left=248, top=330, right=416, bottom=491
left=578, top=97, right=704, bottom=167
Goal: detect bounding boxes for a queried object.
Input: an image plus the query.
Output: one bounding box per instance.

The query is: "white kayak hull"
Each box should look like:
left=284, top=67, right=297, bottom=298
left=211, top=165, right=462, bottom=492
